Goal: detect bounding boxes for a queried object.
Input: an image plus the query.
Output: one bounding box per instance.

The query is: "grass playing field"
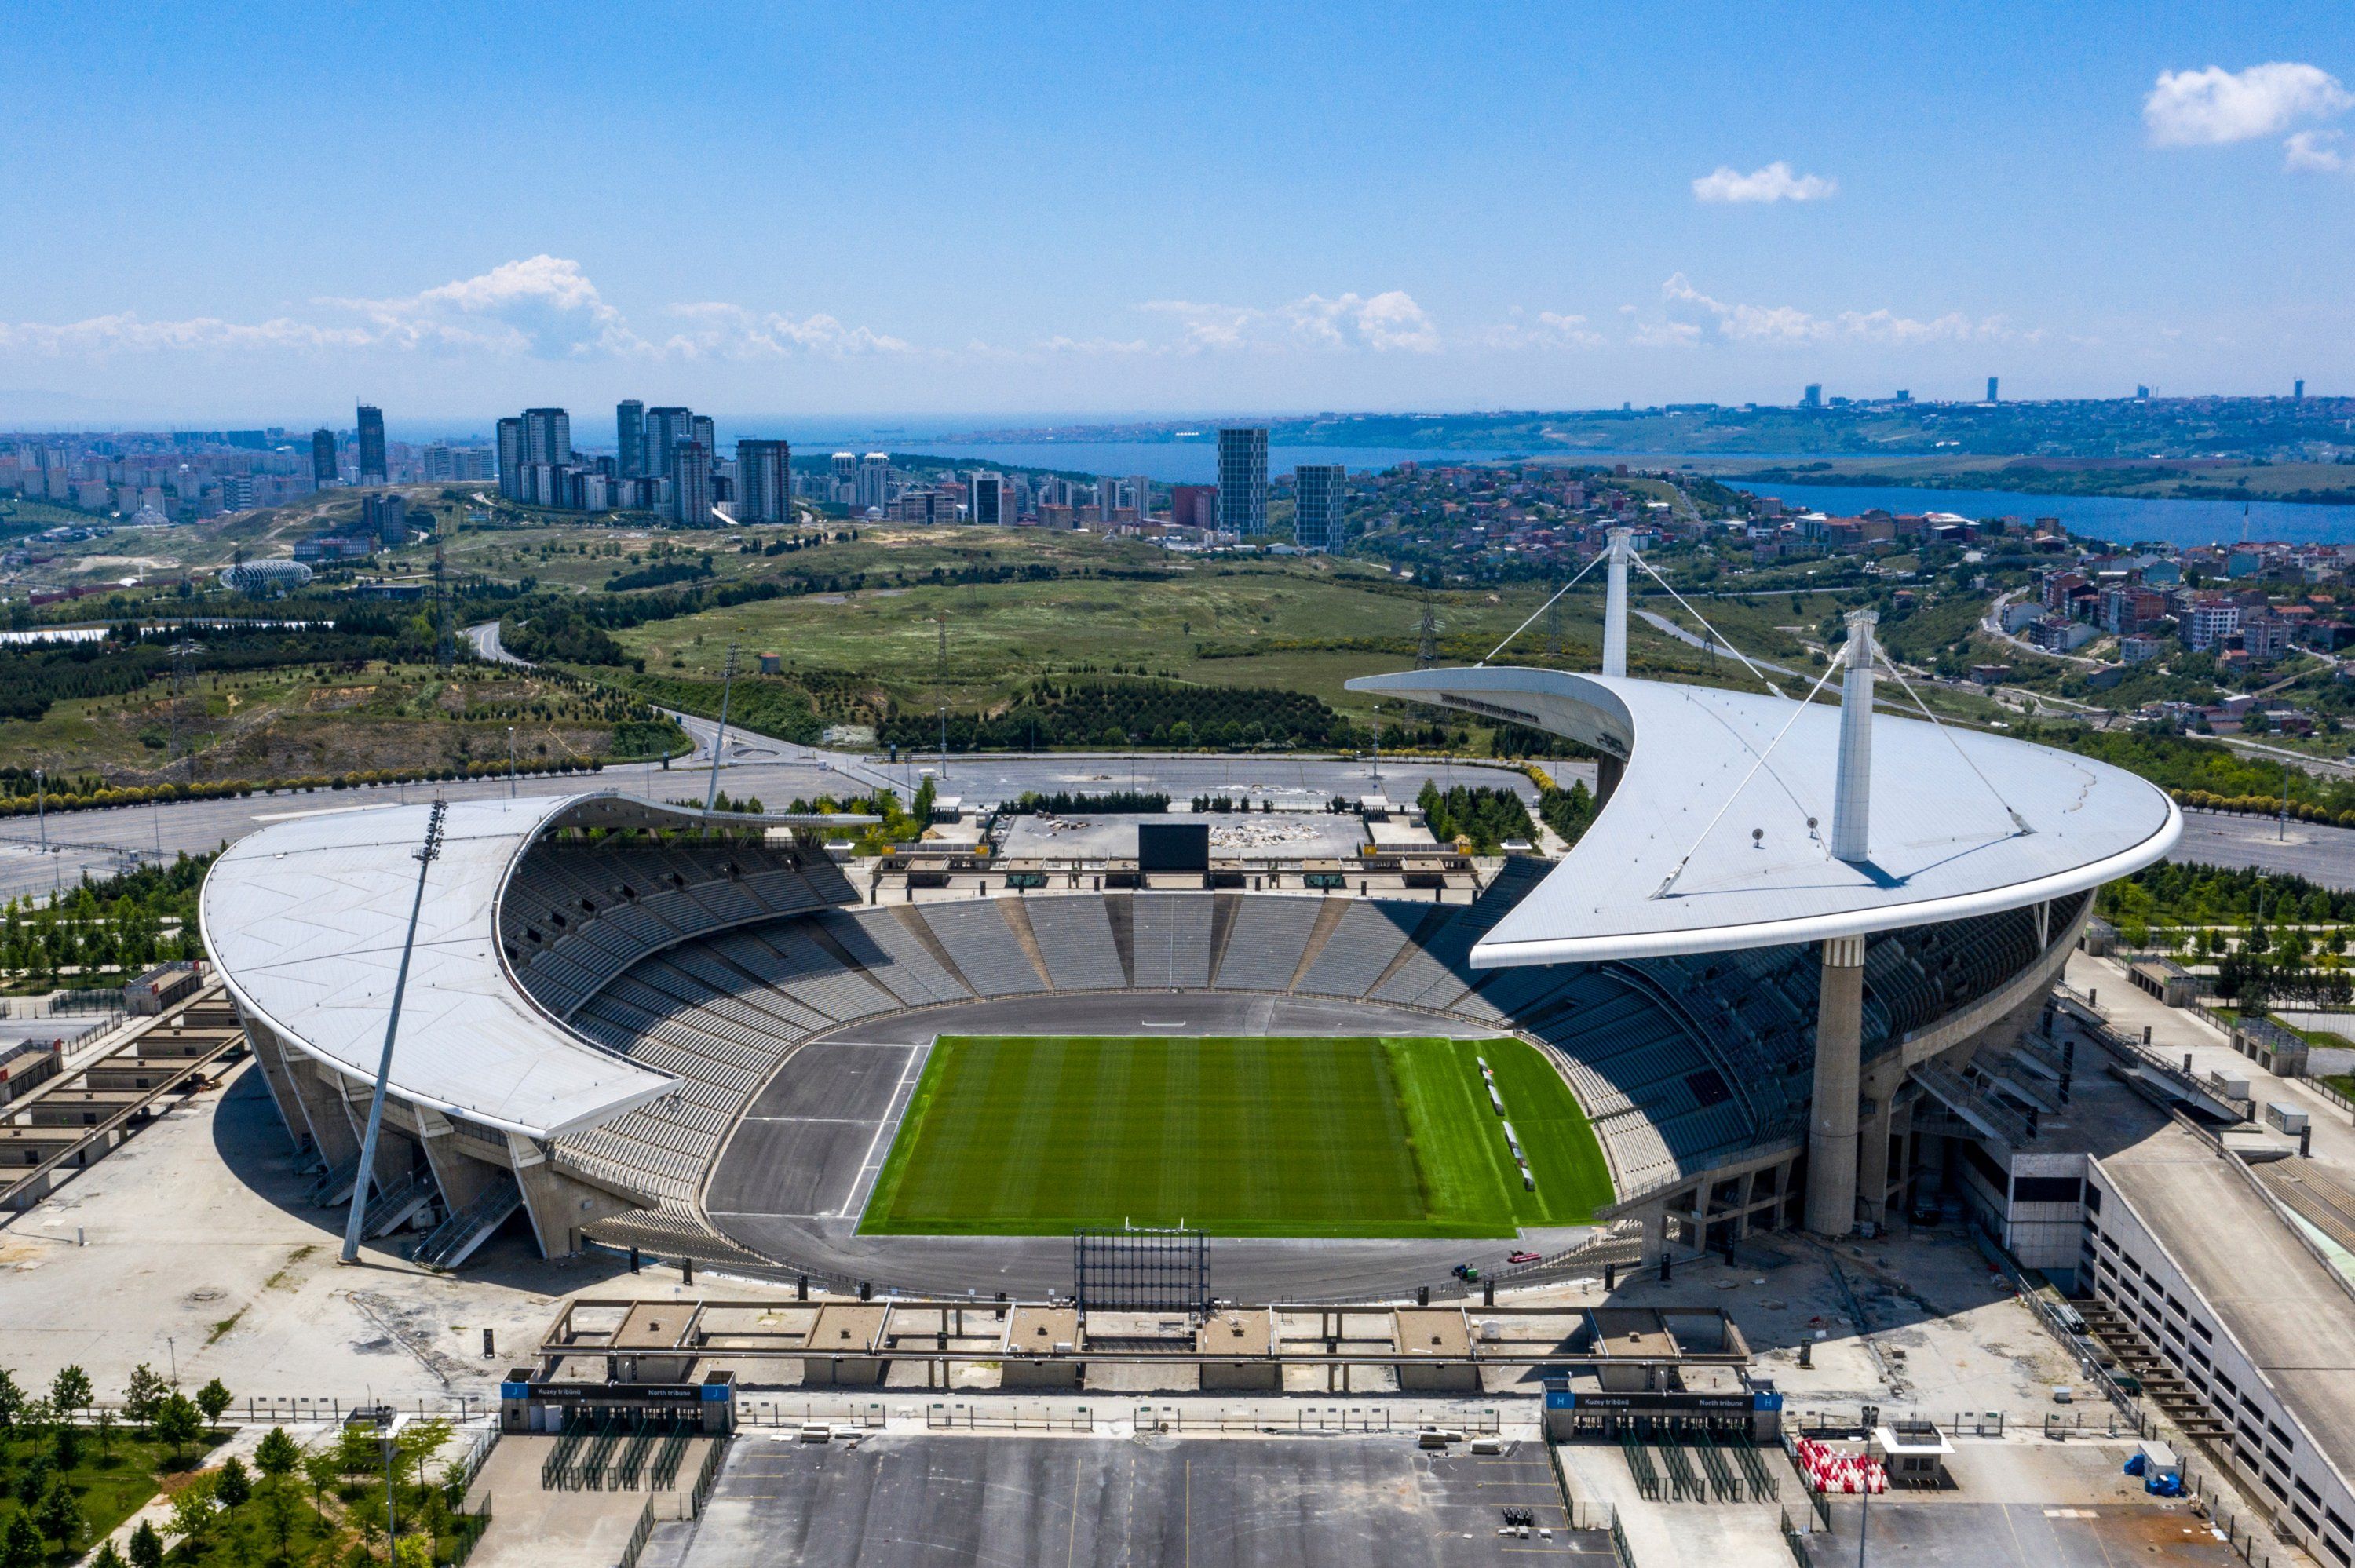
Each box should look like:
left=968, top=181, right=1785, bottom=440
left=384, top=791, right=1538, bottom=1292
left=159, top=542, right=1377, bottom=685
left=858, top=1034, right=1613, bottom=1239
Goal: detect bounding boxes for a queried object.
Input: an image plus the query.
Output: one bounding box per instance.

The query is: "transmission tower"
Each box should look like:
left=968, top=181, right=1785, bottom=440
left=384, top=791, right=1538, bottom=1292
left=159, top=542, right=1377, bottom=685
left=1415, top=587, right=1440, bottom=668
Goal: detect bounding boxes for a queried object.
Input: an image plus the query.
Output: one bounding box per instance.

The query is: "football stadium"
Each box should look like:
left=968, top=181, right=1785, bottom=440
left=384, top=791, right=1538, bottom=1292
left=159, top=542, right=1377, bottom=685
left=197, top=587, right=2178, bottom=1305
left=47, top=549, right=2354, bottom=1566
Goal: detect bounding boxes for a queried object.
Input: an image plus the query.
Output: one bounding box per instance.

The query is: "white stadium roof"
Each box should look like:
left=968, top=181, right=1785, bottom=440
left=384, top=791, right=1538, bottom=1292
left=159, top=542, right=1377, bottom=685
left=1348, top=667, right=2179, bottom=966
left=202, top=792, right=864, bottom=1140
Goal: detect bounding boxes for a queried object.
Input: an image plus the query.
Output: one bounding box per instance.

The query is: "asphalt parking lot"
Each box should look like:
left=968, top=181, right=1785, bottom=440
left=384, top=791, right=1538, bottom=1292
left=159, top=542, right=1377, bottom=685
left=680, top=1433, right=1614, bottom=1568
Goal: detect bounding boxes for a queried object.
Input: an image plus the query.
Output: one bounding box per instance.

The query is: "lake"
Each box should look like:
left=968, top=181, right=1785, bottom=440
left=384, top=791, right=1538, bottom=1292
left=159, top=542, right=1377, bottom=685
left=887, top=439, right=2355, bottom=551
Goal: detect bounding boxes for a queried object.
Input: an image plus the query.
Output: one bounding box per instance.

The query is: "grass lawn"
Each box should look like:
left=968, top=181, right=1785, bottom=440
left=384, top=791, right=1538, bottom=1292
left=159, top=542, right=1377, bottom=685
left=859, top=1034, right=1612, bottom=1239
left=0, top=1431, right=216, bottom=1559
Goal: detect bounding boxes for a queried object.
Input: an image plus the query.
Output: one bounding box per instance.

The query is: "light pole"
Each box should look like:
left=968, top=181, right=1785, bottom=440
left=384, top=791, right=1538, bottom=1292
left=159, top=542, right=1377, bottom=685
left=506, top=727, right=517, bottom=798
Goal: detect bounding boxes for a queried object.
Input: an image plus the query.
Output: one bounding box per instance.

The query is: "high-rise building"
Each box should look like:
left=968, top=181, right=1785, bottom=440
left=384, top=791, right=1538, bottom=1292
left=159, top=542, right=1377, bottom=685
left=1294, top=464, right=1347, bottom=552
left=831, top=451, right=857, bottom=480
left=692, top=416, right=717, bottom=465
left=616, top=400, right=646, bottom=476
left=495, top=418, right=524, bottom=498
left=969, top=471, right=1005, bottom=527
left=1170, top=484, right=1217, bottom=530
left=1802, top=384, right=1823, bottom=408
left=849, top=454, right=889, bottom=513
left=356, top=405, right=387, bottom=483
left=1986, top=376, right=2000, bottom=403
left=644, top=407, right=695, bottom=483
left=310, top=428, right=337, bottom=487
left=1097, top=477, right=1120, bottom=524
left=1129, top=474, right=1152, bottom=522
left=736, top=439, right=791, bottom=524
left=670, top=439, right=712, bottom=524
left=2295, top=379, right=2306, bottom=400
left=520, top=407, right=571, bottom=469
left=1217, top=427, right=1268, bottom=535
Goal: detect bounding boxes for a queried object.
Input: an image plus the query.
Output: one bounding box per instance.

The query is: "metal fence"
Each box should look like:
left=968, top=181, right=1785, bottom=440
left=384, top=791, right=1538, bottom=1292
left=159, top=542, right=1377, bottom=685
left=1128, top=1402, right=1503, bottom=1435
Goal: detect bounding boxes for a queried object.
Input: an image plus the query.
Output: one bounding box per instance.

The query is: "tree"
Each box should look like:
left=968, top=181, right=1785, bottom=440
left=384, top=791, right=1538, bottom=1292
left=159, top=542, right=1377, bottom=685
left=34, top=1482, right=85, bottom=1552
left=214, top=1455, right=252, bottom=1515
left=392, top=1418, right=453, bottom=1493
left=302, top=1448, right=340, bottom=1522
left=263, top=1479, right=300, bottom=1555
left=194, top=1377, right=232, bottom=1429
left=128, top=1520, right=165, bottom=1568
left=122, top=1365, right=166, bottom=1429
left=166, top=1480, right=216, bottom=1544
left=0, top=1368, right=21, bottom=1428
left=254, top=1425, right=301, bottom=1481
left=152, top=1393, right=203, bottom=1464
left=92, top=1543, right=127, bottom=1568
left=0, top=1515, right=41, bottom=1568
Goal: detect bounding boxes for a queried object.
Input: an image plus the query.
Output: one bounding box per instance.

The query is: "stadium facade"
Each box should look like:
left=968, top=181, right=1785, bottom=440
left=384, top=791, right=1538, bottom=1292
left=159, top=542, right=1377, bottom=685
left=203, top=618, right=2177, bottom=1287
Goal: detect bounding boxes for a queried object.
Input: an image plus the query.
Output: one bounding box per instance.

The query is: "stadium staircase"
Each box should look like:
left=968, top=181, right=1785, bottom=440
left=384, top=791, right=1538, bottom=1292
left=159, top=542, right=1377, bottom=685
left=410, top=1173, right=523, bottom=1270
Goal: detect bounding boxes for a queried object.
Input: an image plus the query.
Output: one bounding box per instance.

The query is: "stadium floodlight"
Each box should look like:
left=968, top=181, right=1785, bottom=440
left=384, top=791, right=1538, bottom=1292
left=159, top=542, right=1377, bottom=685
left=341, top=800, right=446, bottom=1265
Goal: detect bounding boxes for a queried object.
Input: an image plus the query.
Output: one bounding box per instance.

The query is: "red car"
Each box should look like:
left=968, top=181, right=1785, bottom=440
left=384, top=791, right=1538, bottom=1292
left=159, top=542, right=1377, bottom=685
left=1507, top=1250, right=1542, bottom=1265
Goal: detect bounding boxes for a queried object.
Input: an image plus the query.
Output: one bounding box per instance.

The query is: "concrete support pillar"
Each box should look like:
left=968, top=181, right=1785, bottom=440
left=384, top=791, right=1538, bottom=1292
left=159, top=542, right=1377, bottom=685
left=336, top=1084, right=419, bottom=1191
left=415, top=1108, right=502, bottom=1215
left=1601, top=527, right=1633, bottom=679
left=1831, top=611, right=1879, bottom=864
left=1806, top=935, right=1867, bottom=1237
left=238, top=1016, right=307, bottom=1151
left=1638, top=1205, right=1668, bottom=1266
left=1594, top=754, right=1625, bottom=808
left=509, top=1134, right=644, bottom=1258
left=1692, top=1180, right=1712, bottom=1253
left=1855, top=1093, right=1893, bottom=1230
left=283, top=1060, right=361, bottom=1169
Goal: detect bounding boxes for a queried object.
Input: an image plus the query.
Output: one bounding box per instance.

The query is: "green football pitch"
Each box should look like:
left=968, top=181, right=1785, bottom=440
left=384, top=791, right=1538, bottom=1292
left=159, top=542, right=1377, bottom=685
left=858, top=1034, right=1613, bottom=1239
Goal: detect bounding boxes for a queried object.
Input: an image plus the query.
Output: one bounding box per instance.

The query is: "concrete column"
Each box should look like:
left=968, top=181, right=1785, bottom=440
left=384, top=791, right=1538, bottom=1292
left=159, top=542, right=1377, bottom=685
left=283, top=1059, right=361, bottom=1169
left=238, top=1016, right=307, bottom=1151
left=1594, top=754, right=1626, bottom=808
left=1806, top=935, right=1867, bottom=1237
left=1601, top=527, right=1632, bottom=678
left=1831, top=611, right=1879, bottom=863
left=1855, top=1094, right=1893, bottom=1229
left=509, top=1133, right=644, bottom=1258
left=1638, top=1205, right=1668, bottom=1266
left=414, top=1108, right=502, bottom=1214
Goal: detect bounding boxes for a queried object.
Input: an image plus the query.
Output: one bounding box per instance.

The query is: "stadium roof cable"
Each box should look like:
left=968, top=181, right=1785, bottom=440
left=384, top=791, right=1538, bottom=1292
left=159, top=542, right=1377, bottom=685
left=1651, top=656, right=1844, bottom=901
left=1873, top=647, right=2036, bottom=837
left=1630, top=549, right=1787, bottom=699
left=1478, top=548, right=1605, bottom=666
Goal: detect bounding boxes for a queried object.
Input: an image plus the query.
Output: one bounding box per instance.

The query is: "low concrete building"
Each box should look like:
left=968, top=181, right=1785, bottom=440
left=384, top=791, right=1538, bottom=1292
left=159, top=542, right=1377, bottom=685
left=800, top=1304, right=889, bottom=1387
left=1393, top=1308, right=1477, bottom=1392
left=1197, top=1309, right=1279, bottom=1391
left=1000, top=1306, right=1083, bottom=1389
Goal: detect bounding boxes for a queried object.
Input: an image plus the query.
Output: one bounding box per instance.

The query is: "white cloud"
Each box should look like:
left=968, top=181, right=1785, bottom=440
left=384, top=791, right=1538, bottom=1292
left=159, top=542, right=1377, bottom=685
left=1484, top=308, right=1605, bottom=350
left=1656, top=274, right=2020, bottom=346
left=2286, top=128, right=2348, bottom=172
left=2144, top=62, right=2352, bottom=146
left=0, top=313, right=373, bottom=355
left=1691, top=161, right=1837, bottom=203
left=659, top=301, right=912, bottom=358
left=330, top=255, right=648, bottom=357
left=1141, top=290, right=1439, bottom=353
left=0, top=257, right=910, bottom=366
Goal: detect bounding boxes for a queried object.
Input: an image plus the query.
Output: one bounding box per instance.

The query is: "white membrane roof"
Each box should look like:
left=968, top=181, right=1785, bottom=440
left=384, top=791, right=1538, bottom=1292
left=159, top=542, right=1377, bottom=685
left=202, top=792, right=842, bottom=1139
left=1348, top=668, right=2179, bottom=965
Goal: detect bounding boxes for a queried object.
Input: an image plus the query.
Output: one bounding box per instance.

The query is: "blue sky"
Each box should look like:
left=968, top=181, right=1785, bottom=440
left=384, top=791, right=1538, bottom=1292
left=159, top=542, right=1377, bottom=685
left=1, top=1, right=2349, bottom=427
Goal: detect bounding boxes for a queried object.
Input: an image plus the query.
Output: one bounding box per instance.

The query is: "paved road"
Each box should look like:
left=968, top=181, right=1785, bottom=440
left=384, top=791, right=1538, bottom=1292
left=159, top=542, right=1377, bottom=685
left=1634, top=607, right=1800, bottom=685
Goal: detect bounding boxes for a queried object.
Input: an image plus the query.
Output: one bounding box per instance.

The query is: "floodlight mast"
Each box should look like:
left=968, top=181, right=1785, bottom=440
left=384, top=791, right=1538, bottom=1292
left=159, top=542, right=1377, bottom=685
left=1600, top=527, right=1632, bottom=679
left=341, top=800, right=446, bottom=1264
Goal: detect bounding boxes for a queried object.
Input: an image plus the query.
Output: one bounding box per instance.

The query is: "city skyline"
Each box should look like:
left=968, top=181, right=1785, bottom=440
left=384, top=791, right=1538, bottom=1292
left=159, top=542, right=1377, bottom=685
left=0, top=2, right=2349, bottom=423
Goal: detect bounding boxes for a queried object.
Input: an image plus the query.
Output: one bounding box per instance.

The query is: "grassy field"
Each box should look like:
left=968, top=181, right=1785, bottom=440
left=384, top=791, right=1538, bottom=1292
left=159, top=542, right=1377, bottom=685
left=860, top=1034, right=1612, bottom=1238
